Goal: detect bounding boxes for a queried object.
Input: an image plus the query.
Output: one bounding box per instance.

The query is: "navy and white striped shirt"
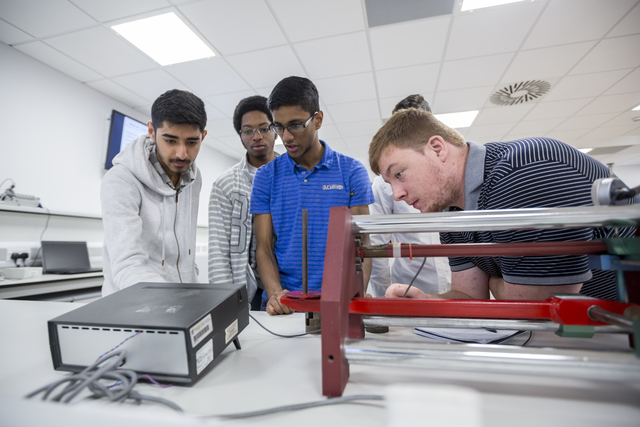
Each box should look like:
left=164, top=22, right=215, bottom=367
left=441, top=138, right=635, bottom=300
left=250, top=141, right=374, bottom=293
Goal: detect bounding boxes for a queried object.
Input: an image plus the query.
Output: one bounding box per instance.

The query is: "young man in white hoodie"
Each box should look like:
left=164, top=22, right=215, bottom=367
left=101, top=89, right=207, bottom=296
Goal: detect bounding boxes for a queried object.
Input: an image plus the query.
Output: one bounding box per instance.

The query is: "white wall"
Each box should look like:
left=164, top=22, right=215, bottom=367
left=0, top=41, right=237, bottom=227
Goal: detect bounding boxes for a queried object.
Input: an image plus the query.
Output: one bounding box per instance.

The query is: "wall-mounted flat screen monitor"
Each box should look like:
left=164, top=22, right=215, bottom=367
left=105, top=110, right=148, bottom=169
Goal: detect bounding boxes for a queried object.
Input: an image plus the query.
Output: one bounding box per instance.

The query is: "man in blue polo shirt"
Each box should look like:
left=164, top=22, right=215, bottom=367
left=251, top=76, right=375, bottom=315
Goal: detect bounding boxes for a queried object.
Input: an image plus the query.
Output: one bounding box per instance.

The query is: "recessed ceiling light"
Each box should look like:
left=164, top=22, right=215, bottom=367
left=112, top=12, right=215, bottom=66
left=434, top=111, right=479, bottom=128
left=461, top=0, right=525, bottom=11
left=578, top=148, right=593, bottom=154
left=633, top=104, right=640, bottom=111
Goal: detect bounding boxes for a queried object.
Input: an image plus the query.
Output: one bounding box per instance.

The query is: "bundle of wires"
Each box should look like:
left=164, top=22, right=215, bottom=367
left=26, top=348, right=182, bottom=411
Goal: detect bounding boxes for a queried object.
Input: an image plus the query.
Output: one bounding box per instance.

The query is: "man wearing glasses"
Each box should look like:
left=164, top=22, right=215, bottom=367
left=251, top=76, right=375, bottom=315
left=208, top=95, right=278, bottom=310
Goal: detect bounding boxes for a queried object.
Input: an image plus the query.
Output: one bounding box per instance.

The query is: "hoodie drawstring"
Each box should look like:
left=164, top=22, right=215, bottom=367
left=188, top=185, right=192, bottom=256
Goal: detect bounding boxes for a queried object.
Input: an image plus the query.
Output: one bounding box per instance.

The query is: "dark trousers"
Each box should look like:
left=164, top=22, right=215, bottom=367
left=250, top=287, right=264, bottom=311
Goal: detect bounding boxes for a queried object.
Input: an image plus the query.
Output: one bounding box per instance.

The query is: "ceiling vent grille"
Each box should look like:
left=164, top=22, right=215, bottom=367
left=490, top=80, right=551, bottom=106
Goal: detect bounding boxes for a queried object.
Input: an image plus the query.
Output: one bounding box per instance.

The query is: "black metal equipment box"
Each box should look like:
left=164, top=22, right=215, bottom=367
left=48, top=282, right=249, bottom=385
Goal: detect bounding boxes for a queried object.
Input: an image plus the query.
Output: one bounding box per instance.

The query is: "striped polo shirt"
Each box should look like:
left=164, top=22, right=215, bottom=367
left=441, top=138, right=635, bottom=300
left=250, top=141, right=374, bottom=293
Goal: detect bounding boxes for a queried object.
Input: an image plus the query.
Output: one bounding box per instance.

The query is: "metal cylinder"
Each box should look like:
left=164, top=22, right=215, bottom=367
left=587, top=305, right=634, bottom=331
left=351, top=205, right=640, bottom=235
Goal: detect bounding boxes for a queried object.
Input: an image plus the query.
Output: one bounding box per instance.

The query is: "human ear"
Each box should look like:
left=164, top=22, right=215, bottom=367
left=428, top=135, right=448, bottom=162
left=147, top=121, right=155, bottom=142
left=315, top=110, right=324, bottom=130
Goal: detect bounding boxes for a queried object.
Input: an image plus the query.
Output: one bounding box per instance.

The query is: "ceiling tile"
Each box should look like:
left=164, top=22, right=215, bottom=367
left=14, top=40, right=103, bottom=81
left=318, top=124, right=342, bottom=140
left=575, top=92, right=640, bottom=116
left=269, top=0, right=365, bottom=43
left=465, top=124, right=512, bottom=142
left=314, top=72, right=376, bottom=104
left=343, top=136, right=373, bottom=150
left=112, top=69, right=190, bottom=103
left=601, top=111, right=640, bottom=129
left=433, top=86, right=493, bottom=114
left=179, top=0, right=287, bottom=55
left=294, top=32, right=371, bottom=79
left=133, top=105, right=151, bottom=117
left=204, top=102, right=228, bottom=121
left=438, top=53, right=513, bottom=91
left=510, top=118, right=565, bottom=135
left=501, top=42, right=595, bottom=83
left=226, top=45, right=305, bottom=88
left=525, top=98, right=593, bottom=120
left=544, top=129, right=589, bottom=142
left=375, top=63, right=439, bottom=99
left=473, top=104, right=534, bottom=126
left=325, top=100, right=380, bottom=124
left=165, top=57, right=249, bottom=97
left=0, top=0, right=96, bottom=38
left=86, top=79, right=149, bottom=107
left=582, top=125, right=640, bottom=139
left=369, top=16, right=450, bottom=70
left=70, top=0, right=172, bottom=22
left=570, top=34, right=640, bottom=75
left=0, top=18, right=33, bottom=44
left=446, top=1, right=544, bottom=60
left=205, top=90, right=258, bottom=118
left=607, top=3, right=640, bottom=38
left=543, top=69, right=631, bottom=101
left=604, top=68, right=640, bottom=96
left=523, top=0, right=636, bottom=49
left=336, top=120, right=381, bottom=138
left=206, top=118, right=237, bottom=138
left=554, top=113, right=618, bottom=131
left=45, top=26, right=157, bottom=77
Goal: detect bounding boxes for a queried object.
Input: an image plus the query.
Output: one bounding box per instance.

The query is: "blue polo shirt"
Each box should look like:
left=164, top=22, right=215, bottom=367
left=250, top=141, right=374, bottom=293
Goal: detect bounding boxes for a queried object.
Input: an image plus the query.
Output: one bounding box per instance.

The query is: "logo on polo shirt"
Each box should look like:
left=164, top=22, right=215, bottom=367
left=322, top=184, right=344, bottom=190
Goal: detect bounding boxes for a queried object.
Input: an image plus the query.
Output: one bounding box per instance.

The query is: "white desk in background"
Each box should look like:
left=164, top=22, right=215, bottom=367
left=0, top=299, right=639, bottom=427
left=0, top=272, right=103, bottom=300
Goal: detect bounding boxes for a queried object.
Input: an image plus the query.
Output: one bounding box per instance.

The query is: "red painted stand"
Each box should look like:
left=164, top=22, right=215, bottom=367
left=280, top=207, right=640, bottom=397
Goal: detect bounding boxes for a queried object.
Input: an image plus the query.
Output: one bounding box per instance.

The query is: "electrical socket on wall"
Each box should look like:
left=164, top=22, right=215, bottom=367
left=6, top=247, right=31, bottom=261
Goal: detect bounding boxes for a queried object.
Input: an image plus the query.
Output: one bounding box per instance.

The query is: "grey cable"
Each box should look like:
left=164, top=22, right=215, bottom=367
left=402, top=257, right=427, bottom=298
left=249, top=312, right=318, bottom=337
left=26, top=349, right=182, bottom=412
left=207, top=394, right=385, bottom=420
left=29, top=206, right=51, bottom=266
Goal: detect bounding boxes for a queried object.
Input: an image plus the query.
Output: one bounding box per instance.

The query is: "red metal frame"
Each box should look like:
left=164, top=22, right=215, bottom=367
left=280, top=206, right=640, bottom=397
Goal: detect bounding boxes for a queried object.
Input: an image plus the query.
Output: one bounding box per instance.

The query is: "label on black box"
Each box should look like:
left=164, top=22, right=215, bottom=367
left=196, top=339, right=213, bottom=374
left=190, top=314, right=213, bottom=348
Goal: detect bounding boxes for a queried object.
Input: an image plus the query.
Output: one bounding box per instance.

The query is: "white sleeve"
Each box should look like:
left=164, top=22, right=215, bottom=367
left=101, top=171, right=166, bottom=292
left=367, top=179, right=394, bottom=297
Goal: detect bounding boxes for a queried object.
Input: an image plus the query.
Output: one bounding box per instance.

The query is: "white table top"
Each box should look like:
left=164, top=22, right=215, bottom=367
left=0, top=299, right=639, bottom=427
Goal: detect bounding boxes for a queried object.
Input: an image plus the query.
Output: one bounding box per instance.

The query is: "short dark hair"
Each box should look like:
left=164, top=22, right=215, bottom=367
left=392, top=94, right=432, bottom=114
left=151, top=89, right=207, bottom=132
left=267, top=76, right=320, bottom=114
left=233, top=95, right=273, bottom=133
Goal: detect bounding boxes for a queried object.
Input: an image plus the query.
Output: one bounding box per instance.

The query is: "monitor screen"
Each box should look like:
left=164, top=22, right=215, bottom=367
left=105, top=110, right=148, bottom=169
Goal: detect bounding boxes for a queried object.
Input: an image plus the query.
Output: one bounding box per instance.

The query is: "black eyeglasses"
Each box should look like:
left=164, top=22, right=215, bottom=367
left=239, top=127, right=271, bottom=138
left=269, top=112, right=318, bottom=136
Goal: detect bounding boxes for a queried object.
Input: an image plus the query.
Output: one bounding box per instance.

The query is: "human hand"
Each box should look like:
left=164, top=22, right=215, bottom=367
left=266, top=289, right=295, bottom=315
left=385, top=283, right=432, bottom=299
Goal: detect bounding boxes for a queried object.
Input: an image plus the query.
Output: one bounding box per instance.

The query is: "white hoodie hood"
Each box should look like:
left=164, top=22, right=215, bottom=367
left=101, top=134, right=202, bottom=296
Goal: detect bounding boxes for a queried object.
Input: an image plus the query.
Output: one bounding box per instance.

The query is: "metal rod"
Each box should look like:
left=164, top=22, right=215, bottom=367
left=344, top=338, right=640, bottom=383
left=302, top=209, right=308, bottom=294
left=360, top=241, right=608, bottom=258
left=362, top=316, right=628, bottom=333
left=588, top=305, right=634, bottom=331
left=352, top=205, right=640, bottom=235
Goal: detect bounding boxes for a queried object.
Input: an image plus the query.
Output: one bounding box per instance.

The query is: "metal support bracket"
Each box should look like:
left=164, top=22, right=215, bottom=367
left=555, top=324, right=595, bottom=338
